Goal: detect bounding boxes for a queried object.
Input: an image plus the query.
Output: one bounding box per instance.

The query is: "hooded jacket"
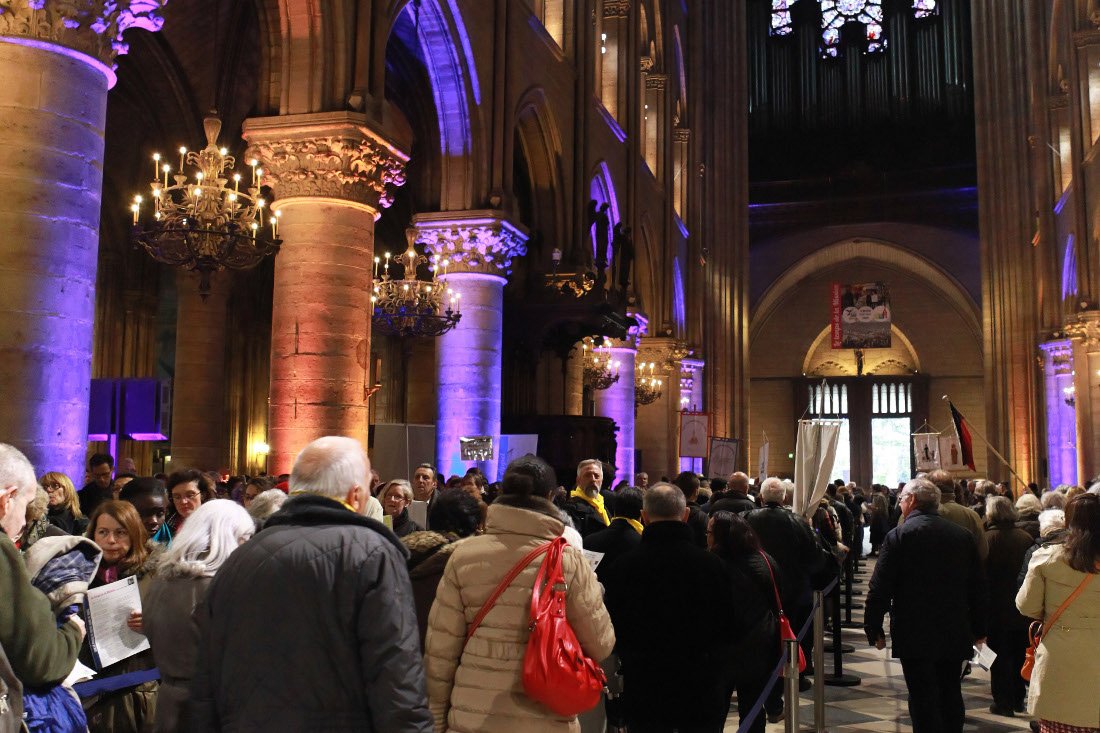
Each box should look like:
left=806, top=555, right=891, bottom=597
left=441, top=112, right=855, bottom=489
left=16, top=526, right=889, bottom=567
left=189, top=493, right=433, bottom=733
left=424, top=495, right=615, bottom=733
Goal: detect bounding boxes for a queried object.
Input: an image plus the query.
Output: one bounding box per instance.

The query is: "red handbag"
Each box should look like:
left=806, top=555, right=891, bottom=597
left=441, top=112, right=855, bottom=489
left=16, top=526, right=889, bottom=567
left=760, top=550, right=807, bottom=675
left=465, top=537, right=606, bottom=717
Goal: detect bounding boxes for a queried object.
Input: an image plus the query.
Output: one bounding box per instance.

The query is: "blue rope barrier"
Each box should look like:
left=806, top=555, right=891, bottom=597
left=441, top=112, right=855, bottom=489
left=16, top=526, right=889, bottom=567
left=734, top=575, right=839, bottom=733
left=73, top=667, right=160, bottom=697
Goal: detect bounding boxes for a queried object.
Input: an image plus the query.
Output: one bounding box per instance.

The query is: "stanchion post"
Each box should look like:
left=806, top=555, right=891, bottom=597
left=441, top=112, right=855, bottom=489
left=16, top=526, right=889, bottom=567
left=784, top=638, right=800, bottom=733
left=813, top=590, right=825, bottom=732
left=825, top=578, right=862, bottom=687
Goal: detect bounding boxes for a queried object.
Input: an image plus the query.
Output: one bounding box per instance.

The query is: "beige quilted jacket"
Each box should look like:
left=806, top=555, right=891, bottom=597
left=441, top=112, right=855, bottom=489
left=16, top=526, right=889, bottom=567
left=424, top=496, right=616, bottom=733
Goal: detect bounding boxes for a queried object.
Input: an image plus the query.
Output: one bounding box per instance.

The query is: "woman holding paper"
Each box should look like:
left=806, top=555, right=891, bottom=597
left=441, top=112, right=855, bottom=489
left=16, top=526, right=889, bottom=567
left=82, top=500, right=158, bottom=733
left=143, top=500, right=254, bottom=732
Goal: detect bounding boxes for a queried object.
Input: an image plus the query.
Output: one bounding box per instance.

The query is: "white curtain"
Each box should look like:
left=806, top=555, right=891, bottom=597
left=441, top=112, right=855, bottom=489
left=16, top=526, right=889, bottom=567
left=794, top=419, right=842, bottom=518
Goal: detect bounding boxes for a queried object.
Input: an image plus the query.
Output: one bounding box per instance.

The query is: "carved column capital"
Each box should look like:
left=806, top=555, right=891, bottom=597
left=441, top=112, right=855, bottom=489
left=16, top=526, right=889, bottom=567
left=640, top=55, right=654, bottom=72
left=673, top=127, right=691, bottom=143
left=603, top=0, right=629, bottom=19
left=637, top=336, right=690, bottom=372
left=646, top=73, right=668, bottom=91
left=0, top=0, right=165, bottom=77
left=413, top=211, right=528, bottom=278
left=1039, top=338, right=1074, bottom=375
left=1065, top=311, right=1100, bottom=350
left=243, top=112, right=409, bottom=213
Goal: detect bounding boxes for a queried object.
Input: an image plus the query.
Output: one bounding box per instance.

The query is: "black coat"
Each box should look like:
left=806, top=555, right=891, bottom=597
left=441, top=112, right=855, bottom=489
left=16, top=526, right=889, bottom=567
left=562, top=495, right=609, bottom=538
left=864, top=509, right=988, bottom=660
left=603, top=521, right=737, bottom=729
left=714, top=549, right=782, bottom=683
left=582, top=518, right=641, bottom=582
left=980, top=522, right=1034, bottom=630
left=78, top=484, right=112, bottom=519
left=707, top=491, right=757, bottom=516
left=46, top=506, right=88, bottom=536
left=744, top=503, right=824, bottom=609
left=189, top=494, right=433, bottom=732
left=686, top=502, right=709, bottom=548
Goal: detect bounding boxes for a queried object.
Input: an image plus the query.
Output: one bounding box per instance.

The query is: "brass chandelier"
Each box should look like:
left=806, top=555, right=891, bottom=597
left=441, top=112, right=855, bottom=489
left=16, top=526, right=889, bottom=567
left=582, top=338, right=621, bottom=391
left=131, top=115, right=281, bottom=298
left=371, top=228, right=461, bottom=339
left=634, top=361, right=664, bottom=406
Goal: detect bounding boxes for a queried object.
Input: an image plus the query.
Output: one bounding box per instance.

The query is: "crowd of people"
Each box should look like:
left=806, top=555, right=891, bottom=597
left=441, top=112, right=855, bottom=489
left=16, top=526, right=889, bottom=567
left=0, top=440, right=1098, bottom=733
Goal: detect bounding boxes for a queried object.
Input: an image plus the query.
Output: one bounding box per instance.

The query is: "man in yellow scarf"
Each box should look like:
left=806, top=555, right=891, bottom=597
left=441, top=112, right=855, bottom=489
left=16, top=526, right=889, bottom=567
left=564, top=459, right=611, bottom=537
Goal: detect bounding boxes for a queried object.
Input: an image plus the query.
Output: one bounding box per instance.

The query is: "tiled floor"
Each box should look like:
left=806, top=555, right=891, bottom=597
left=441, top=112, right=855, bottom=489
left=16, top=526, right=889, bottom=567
left=724, top=554, right=1034, bottom=733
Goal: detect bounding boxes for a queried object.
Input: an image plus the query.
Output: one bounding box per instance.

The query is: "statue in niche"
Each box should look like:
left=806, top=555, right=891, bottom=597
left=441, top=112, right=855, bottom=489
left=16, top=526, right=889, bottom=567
left=582, top=200, right=599, bottom=271
left=593, top=202, right=611, bottom=286
left=612, top=223, right=634, bottom=293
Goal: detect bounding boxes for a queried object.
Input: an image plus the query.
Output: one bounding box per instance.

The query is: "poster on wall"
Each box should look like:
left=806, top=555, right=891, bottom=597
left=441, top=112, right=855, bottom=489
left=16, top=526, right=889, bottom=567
left=679, top=413, right=710, bottom=458
left=831, top=282, right=892, bottom=349
left=938, top=434, right=966, bottom=472
left=708, top=437, right=740, bottom=479
left=459, top=436, right=493, bottom=461
left=913, top=433, right=941, bottom=472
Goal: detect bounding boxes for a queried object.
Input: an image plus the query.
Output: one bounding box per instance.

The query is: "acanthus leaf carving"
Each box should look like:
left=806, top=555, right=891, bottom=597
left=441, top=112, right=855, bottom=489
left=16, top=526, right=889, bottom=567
left=415, top=215, right=528, bottom=278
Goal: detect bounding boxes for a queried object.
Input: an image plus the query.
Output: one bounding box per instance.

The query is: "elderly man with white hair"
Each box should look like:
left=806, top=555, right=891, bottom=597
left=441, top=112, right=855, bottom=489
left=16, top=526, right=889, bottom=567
left=0, top=444, right=86, bottom=702
left=864, top=477, right=988, bottom=733
left=189, top=436, right=432, bottom=732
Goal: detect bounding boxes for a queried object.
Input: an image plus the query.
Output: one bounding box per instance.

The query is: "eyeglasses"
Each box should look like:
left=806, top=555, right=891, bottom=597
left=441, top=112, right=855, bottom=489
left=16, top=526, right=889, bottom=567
left=172, top=491, right=201, bottom=503
left=41, top=483, right=64, bottom=493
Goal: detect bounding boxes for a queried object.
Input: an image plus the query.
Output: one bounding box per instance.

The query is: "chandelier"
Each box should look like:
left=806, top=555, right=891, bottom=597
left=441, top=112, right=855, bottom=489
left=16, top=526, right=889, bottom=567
left=582, top=338, right=620, bottom=391
left=634, top=361, right=664, bottom=406
left=131, top=115, right=281, bottom=298
left=371, top=228, right=461, bottom=339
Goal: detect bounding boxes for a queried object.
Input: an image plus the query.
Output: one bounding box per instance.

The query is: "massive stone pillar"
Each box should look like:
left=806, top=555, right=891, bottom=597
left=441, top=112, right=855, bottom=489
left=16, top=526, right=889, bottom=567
left=972, top=0, right=1041, bottom=482
left=244, top=112, right=408, bottom=474
left=169, top=271, right=229, bottom=471
left=1065, top=313, right=1100, bottom=483
left=0, top=0, right=164, bottom=478
left=414, top=211, right=527, bottom=481
left=594, top=340, right=636, bottom=485
left=633, top=337, right=687, bottom=478
left=1039, top=339, right=1078, bottom=487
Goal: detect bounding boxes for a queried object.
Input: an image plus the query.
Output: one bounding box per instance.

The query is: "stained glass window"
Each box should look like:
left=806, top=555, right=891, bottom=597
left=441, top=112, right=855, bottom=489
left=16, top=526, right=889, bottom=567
left=770, top=0, right=933, bottom=57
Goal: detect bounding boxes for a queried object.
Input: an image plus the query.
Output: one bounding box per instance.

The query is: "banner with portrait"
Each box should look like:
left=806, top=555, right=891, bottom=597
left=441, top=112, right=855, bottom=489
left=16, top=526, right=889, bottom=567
left=913, top=432, right=940, bottom=472
left=832, top=282, right=892, bottom=349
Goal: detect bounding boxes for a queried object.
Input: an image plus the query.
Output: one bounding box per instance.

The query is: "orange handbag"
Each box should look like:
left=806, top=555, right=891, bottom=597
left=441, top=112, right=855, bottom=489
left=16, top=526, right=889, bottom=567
left=1020, top=572, right=1094, bottom=682
left=465, top=537, right=607, bottom=717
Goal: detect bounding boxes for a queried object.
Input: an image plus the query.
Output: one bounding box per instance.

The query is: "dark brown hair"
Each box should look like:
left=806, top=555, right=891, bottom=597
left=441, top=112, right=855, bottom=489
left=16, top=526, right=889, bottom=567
left=86, top=500, right=149, bottom=573
left=1064, top=493, right=1100, bottom=574
left=166, top=468, right=216, bottom=501
left=709, top=510, right=761, bottom=557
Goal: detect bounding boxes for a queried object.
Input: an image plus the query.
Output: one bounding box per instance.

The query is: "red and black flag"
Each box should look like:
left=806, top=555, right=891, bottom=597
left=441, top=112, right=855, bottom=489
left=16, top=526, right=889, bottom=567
left=947, top=400, right=976, bottom=471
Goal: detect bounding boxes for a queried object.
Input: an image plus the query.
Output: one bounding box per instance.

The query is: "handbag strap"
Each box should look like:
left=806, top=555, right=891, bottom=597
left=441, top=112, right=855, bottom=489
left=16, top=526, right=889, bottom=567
left=529, top=537, right=567, bottom=625
left=758, top=549, right=786, bottom=616
left=1039, top=572, right=1096, bottom=639
left=465, top=541, right=552, bottom=645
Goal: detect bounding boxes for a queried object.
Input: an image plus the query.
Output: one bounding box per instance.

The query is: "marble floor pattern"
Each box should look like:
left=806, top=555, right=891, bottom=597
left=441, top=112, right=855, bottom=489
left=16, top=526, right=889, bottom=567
left=724, top=554, right=1034, bottom=733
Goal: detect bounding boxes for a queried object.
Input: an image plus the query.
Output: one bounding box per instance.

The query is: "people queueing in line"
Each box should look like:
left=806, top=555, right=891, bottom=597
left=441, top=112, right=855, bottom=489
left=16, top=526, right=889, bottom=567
left=5, top=435, right=1100, bottom=733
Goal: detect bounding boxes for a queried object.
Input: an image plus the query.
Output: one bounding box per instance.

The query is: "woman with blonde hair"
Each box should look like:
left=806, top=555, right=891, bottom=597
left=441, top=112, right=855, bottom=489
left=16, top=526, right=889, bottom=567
left=144, top=500, right=254, bottom=732
left=41, top=471, right=87, bottom=535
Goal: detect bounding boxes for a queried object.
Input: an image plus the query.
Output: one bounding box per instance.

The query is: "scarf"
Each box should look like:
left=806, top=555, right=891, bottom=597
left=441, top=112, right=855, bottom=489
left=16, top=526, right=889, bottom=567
left=570, top=488, right=610, bottom=526
left=290, top=490, right=357, bottom=513
left=613, top=516, right=644, bottom=535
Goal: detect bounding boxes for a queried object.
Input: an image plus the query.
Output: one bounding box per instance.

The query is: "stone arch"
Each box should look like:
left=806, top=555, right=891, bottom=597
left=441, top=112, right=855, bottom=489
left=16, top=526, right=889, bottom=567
left=672, top=25, right=687, bottom=115
left=514, top=87, right=565, bottom=258
left=802, top=324, right=922, bottom=376
left=751, top=237, right=981, bottom=344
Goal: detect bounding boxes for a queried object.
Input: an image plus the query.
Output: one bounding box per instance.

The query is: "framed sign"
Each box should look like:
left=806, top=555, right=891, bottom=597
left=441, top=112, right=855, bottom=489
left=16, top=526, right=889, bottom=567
left=459, top=436, right=494, bottom=461
left=679, top=412, right=710, bottom=458
left=708, top=437, right=740, bottom=479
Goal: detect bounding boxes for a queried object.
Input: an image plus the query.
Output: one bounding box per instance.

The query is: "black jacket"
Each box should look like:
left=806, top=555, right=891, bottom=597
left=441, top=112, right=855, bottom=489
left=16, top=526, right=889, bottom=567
left=1017, top=529, right=1067, bottom=589
left=980, top=522, right=1034, bottom=630
left=582, top=518, right=641, bottom=582
left=603, top=521, right=737, bottom=729
left=864, top=509, right=988, bottom=660
left=707, top=491, right=757, bottom=516
left=714, top=549, right=782, bottom=683
left=685, top=502, right=708, bottom=548
left=189, top=494, right=433, bottom=732
left=562, top=495, right=609, bottom=538
left=391, top=508, right=422, bottom=538
left=46, top=506, right=88, bottom=536
left=78, top=484, right=112, bottom=519
left=744, top=503, right=824, bottom=609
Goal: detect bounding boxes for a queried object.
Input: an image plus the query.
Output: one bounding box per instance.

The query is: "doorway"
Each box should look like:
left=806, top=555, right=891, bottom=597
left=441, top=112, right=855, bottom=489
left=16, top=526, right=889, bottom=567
left=798, top=377, right=929, bottom=487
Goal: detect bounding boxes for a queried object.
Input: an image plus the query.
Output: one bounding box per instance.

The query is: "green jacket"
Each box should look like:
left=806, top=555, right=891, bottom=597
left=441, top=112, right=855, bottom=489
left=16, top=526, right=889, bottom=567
left=0, top=529, right=81, bottom=687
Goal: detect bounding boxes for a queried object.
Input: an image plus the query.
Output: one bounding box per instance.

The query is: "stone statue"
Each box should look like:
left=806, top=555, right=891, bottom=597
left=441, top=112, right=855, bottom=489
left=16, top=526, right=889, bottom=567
left=594, top=203, right=611, bottom=286
left=612, top=223, right=634, bottom=293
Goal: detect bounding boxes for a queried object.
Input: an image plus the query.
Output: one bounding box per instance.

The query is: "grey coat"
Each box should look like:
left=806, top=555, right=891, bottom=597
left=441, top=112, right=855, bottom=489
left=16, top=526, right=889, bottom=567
left=143, top=574, right=211, bottom=733
left=188, top=494, right=433, bottom=733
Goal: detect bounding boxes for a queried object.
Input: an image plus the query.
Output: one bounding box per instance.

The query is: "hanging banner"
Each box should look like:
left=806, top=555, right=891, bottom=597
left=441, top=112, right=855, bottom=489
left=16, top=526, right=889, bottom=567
left=938, top=434, right=967, bottom=472
left=757, top=440, right=770, bottom=485
left=793, top=419, right=842, bottom=518
left=708, top=437, right=740, bottom=479
left=679, top=412, right=710, bottom=458
left=913, top=433, right=941, bottom=472
left=831, top=282, right=892, bottom=349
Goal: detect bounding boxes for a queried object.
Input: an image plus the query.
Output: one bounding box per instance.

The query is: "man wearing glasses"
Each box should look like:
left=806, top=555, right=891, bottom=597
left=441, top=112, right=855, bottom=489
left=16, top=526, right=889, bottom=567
left=78, top=453, right=114, bottom=517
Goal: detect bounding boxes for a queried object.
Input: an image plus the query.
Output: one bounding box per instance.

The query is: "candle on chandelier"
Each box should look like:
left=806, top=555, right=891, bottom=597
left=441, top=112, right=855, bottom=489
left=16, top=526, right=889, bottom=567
left=273, top=210, right=281, bottom=238
left=162, top=164, right=170, bottom=187
left=384, top=252, right=391, bottom=279
left=250, top=221, right=258, bottom=239
left=257, top=198, right=265, bottom=230
left=373, top=255, right=381, bottom=279
left=178, top=147, right=187, bottom=173
left=256, top=168, right=263, bottom=187
left=250, top=159, right=258, bottom=185
left=233, top=173, right=240, bottom=192
left=152, top=153, right=160, bottom=181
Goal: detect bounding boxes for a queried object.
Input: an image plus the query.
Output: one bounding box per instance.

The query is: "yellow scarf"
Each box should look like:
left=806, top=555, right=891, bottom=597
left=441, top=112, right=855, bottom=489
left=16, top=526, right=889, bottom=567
left=613, top=516, right=644, bottom=535
left=291, top=490, right=357, bottom=513
left=570, top=488, right=610, bottom=526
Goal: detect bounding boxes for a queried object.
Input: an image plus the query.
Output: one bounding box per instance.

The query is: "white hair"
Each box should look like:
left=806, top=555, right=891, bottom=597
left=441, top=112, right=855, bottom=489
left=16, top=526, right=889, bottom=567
left=248, top=489, right=288, bottom=527
left=0, top=443, right=37, bottom=498
left=381, top=479, right=413, bottom=503
left=290, top=436, right=370, bottom=500
left=1038, top=509, right=1066, bottom=538
left=576, top=459, right=603, bottom=476
left=156, top=499, right=254, bottom=578
left=760, top=477, right=786, bottom=504
left=901, top=477, right=941, bottom=511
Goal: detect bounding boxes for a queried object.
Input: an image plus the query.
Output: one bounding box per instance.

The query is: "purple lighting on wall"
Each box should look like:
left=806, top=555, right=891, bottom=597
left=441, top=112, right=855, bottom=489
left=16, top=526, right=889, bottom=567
left=594, top=346, right=636, bottom=485
left=1041, top=340, right=1077, bottom=487
left=672, top=257, right=686, bottom=333
left=1062, top=234, right=1078, bottom=301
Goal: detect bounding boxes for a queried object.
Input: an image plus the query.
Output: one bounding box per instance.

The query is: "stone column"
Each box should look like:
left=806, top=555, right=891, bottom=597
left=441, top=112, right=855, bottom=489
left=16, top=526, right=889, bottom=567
left=414, top=211, right=527, bottom=481
left=169, top=270, right=229, bottom=471
left=244, top=112, right=408, bottom=474
left=634, top=337, right=687, bottom=479
left=679, top=357, right=705, bottom=472
left=0, top=0, right=164, bottom=478
left=593, top=335, right=638, bottom=486
left=1065, top=312, right=1100, bottom=482
left=1039, top=339, right=1077, bottom=487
